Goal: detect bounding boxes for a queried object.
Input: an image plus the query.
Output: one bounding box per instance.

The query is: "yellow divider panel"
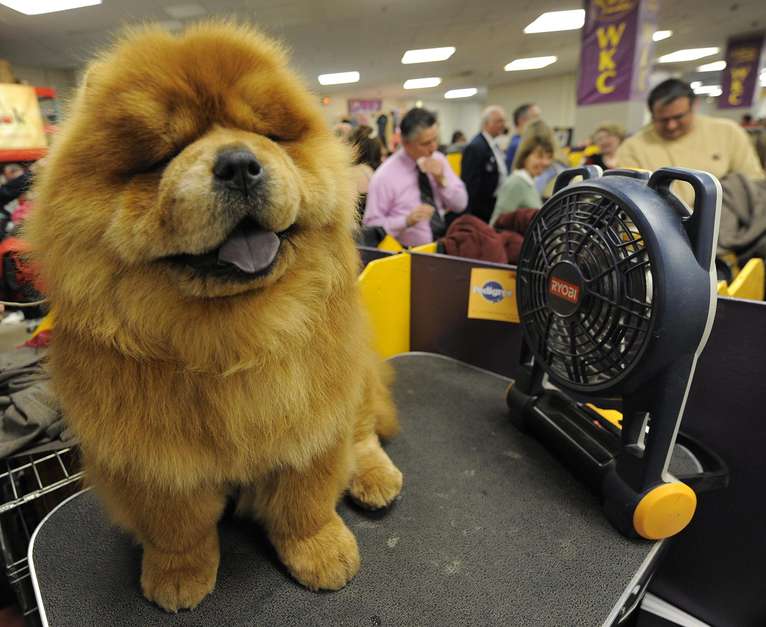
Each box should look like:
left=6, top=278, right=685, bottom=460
left=447, top=152, right=462, bottom=176
left=411, top=242, right=438, bottom=254
left=377, top=234, right=404, bottom=252
left=358, top=253, right=410, bottom=358
left=727, top=258, right=764, bottom=301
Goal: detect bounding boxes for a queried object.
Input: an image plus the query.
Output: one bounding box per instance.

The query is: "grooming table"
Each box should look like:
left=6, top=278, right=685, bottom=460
left=29, top=353, right=692, bottom=626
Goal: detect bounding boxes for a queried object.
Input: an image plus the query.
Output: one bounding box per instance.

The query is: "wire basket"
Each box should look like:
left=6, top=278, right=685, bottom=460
left=0, top=447, right=83, bottom=625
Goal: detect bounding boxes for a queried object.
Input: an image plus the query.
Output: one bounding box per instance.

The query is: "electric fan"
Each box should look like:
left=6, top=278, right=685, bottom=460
left=507, top=166, right=727, bottom=540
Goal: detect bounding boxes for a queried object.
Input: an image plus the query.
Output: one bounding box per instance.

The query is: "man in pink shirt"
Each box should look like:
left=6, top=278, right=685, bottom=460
left=362, top=108, right=468, bottom=246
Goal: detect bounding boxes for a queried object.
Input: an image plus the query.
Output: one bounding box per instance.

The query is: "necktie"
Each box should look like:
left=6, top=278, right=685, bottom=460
left=417, top=167, right=446, bottom=239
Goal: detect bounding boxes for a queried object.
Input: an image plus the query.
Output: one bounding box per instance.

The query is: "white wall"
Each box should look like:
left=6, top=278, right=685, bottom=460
left=419, top=98, right=483, bottom=143
left=12, top=65, right=78, bottom=104
left=319, top=91, right=483, bottom=145
left=487, top=74, right=578, bottom=130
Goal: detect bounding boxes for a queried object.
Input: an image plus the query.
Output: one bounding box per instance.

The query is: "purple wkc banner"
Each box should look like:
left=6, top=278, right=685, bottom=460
left=719, top=34, right=764, bottom=110
left=577, top=0, right=657, bottom=105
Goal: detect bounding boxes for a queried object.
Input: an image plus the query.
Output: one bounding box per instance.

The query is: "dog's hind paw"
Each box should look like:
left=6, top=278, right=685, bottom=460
left=349, top=463, right=403, bottom=509
left=348, top=434, right=403, bottom=509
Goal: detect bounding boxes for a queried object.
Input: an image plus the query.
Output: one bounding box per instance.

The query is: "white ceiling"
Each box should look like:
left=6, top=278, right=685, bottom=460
left=0, top=0, right=764, bottom=99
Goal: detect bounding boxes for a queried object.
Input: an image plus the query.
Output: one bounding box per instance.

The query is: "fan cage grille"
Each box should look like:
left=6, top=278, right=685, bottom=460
left=518, top=189, right=655, bottom=389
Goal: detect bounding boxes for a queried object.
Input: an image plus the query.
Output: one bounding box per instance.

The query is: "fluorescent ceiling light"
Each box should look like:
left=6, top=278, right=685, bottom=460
left=0, top=0, right=100, bottom=14
left=403, top=77, right=442, bottom=89
left=444, top=88, right=478, bottom=99
left=504, top=56, right=557, bottom=71
left=524, top=10, right=585, bottom=34
left=693, top=84, right=722, bottom=96
left=696, top=60, right=726, bottom=72
left=690, top=81, right=702, bottom=89
left=402, top=47, right=455, bottom=64
left=658, top=47, right=719, bottom=63
left=317, top=71, right=360, bottom=86
left=652, top=30, right=673, bottom=42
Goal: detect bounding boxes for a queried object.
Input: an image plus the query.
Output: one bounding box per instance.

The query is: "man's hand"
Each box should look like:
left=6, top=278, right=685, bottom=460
left=418, top=157, right=445, bottom=184
left=406, top=203, right=435, bottom=227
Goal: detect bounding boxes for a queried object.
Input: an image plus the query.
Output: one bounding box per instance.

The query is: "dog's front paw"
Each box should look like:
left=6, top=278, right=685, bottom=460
left=274, top=513, right=360, bottom=591
left=140, top=534, right=219, bottom=612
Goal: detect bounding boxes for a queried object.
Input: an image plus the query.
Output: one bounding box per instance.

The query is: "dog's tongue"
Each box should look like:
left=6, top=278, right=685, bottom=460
left=218, top=222, right=281, bottom=274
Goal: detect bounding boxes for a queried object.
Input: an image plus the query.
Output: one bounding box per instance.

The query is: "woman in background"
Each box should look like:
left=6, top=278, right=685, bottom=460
left=348, top=125, right=383, bottom=223
left=446, top=130, right=467, bottom=154
left=586, top=123, right=625, bottom=170
left=489, top=120, right=554, bottom=226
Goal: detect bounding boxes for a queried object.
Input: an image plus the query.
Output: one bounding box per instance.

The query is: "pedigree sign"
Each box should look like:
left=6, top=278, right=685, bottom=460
left=576, top=0, right=657, bottom=105
left=0, top=84, right=47, bottom=149
left=719, top=34, right=764, bottom=110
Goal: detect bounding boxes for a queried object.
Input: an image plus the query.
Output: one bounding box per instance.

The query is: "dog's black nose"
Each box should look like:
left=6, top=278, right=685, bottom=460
left=213, top=150, right=264, bottom=194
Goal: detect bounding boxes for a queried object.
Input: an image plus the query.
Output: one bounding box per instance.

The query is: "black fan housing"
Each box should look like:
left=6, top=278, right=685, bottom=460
left=508, top=166, right=724, bottom=540
left=517, top=167, right=716, bottom=395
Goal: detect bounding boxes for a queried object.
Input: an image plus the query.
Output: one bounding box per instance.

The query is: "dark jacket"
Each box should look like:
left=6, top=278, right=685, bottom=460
left=0, top=172, right=31, bottom=209
left=461, top=134, right=499, bottom=223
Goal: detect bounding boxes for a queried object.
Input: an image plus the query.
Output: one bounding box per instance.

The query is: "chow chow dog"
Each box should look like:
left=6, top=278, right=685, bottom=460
left=24, top=22, right=403, bottom=612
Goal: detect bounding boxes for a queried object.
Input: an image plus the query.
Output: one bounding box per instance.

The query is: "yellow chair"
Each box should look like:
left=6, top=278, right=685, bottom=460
left=568, top=151, right=585, bottom=167
left=410, top=242, right=438, bottom=254
left=377, top=234, right=404, bottom=252
left=720, top=258, right=765, bottom=301
left=446, top=152, right=462, bottom=177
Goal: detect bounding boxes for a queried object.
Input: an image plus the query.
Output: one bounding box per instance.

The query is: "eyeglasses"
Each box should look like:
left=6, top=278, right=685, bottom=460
left=652, top=109, right=692, bottom=125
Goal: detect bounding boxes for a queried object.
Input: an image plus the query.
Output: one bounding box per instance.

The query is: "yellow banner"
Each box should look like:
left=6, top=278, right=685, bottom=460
left=0, top=84, right=46, bottom=150
left=467, top=267, right=519, bottom=323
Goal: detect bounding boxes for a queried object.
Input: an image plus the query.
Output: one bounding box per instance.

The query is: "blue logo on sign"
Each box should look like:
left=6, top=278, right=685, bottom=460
left=477, top=281, right=506, bottom=303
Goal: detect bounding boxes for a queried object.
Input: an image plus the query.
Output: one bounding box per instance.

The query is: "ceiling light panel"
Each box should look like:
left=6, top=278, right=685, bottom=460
left=652, top=30, right=672, bottom=42
left=0, top=0, right=100, bottom=14
left=696, top=60, right=726, bottom=72
left=504, top=56, right=558, bottom=71
left=401, top=47, right=456, bottom=64
left=444, top=88, right=478, bottom=99
left=523, top=10, right=585, bottom=34
left=658, top=48, right=719, bottom=63
left=318, top=71, right=360, bottom=86
left=693, top=85, right=722, bottom=96
left=403, top=77, right=442, bottom=89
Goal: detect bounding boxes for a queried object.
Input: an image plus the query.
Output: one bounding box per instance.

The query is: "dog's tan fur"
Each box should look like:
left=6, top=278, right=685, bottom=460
left=24, top=22, right=402, bottom=612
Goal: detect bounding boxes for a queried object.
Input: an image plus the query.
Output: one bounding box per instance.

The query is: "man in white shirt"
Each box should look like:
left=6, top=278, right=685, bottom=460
left=461, top=105, right=509, bottom=223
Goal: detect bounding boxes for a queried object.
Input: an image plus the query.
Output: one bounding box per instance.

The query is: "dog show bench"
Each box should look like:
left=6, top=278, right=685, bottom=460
left=25, top=248, right=766, bottom=626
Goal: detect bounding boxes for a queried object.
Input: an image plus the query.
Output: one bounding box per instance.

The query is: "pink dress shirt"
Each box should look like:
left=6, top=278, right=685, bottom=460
left=362, top=149, right=468, bottom=246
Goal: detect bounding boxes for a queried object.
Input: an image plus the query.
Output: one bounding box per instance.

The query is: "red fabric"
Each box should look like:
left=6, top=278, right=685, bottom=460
left=494, top=208, right=539, bottom=264
left=11, top=198, right=32, bottom=224
left=23, top=330, right=51, bottom=349
left=441, top=214, right=507, bottom=263
left=441, top=210, right=539, bottom=265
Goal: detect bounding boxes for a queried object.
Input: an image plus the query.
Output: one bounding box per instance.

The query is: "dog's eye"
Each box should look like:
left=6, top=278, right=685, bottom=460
left=146, top=149, right=181, bottom=173
left=266, top=133, right=284, bottom=143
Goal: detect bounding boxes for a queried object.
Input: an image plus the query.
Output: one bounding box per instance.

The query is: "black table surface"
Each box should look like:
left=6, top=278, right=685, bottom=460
left=30, top=353, right=662, bottom=626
